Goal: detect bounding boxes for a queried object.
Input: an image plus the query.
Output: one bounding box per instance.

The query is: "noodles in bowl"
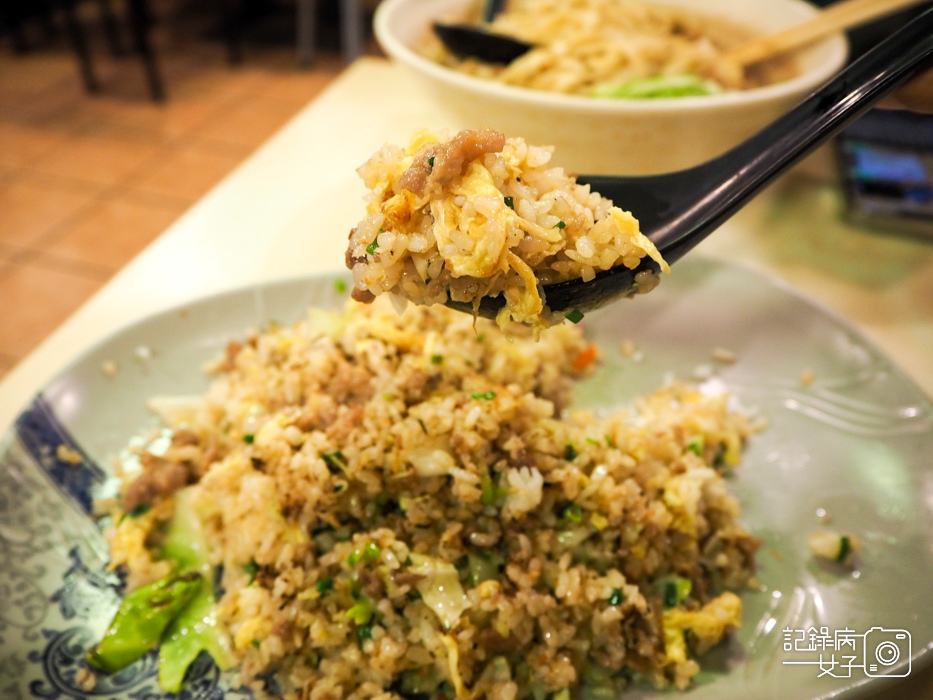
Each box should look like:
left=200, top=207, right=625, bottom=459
left=374, top=0, right=848, bottom=174
left=429, top=0, right=799, bottom=98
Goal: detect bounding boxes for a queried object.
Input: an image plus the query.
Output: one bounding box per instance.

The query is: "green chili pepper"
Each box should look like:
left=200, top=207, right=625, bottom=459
left=86, top=571, right=201, bottom=674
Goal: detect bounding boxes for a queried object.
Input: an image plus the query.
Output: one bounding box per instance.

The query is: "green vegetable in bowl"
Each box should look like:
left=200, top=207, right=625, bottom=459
left=592, top=74, right=720, bottom=99
left=86, top=571, right=201, bottom=674
left=89, top=487, right=233, bottom=692
left=157, top=487, right=233, bottom=692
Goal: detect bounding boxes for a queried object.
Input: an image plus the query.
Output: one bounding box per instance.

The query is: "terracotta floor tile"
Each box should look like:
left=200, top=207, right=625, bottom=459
left=0, top=172, right=97, bottom=248
left=188, top=93, right=302, bottom=149
left=37, top=193, right=184, bottom=270
left=0, top=242, right=19, bottom=262
left=29, top=123, right=164, bottom=188
left=0, top=11, right=348, bottom=364
left=127, top=139, right=248, bottom=202
left=0, top=261, right=104, bottom=359
left=72, top=88, right=230, bottom=142
left=0, top=121, right=73, bottom=169
left=0, top=51, right=79, bottom=102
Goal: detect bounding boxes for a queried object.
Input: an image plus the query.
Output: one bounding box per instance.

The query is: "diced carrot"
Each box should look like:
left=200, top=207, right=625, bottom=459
left=572, top=344, right=598, bottom=372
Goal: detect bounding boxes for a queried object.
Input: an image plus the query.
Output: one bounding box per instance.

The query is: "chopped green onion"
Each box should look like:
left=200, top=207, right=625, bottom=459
left=120, top=503, right=150, bottom=523
left=316, top=577, right=334, bottom=594
left=562, top=503, right=583, bottom=524
left=657, top=575, right=692, bottom=608
left=417, top=419, right=428, bottom=434
left=243, top=433, right=254, bottom=444
left=480, top=475, right=508, bottom=507
left=464, top=551, right=505, bottom=587
left=349, top=577, right=363, bottom=599
left=251, top=639, right=261, bottom=649
left=685, top=437, right=704, bottom=456
left=836, top=535, right=852, bottom=563
left=565, top=309, right=585, bottom=324
left=564, top=443, right=578, bottom=461
left=586, top=437, right=600, bottom=445
left=346, top=598, right=374, bottom=624
left=321, top=451, right=347, bottom=473
left=364, top=542, right=381, bottom=563
left=348, top=542, right=381, bottom=566
left=471, top=391, right=496, bottom=400
left=428, top=156, right=435, bottom=167
left=608, top=588, right=624, bottom=606
left=431, top=354, right=443, bottom=365
left=334, top=279, right=347, bottom=294
left=242, top=560, right=259, bottom=585
left=357, top=623, right=374, bottom=641
left=503, top=196, right=514, bottom=209
left=366, top=238, right=379, bottom=255
left=554, top=221, right=566, bottom=229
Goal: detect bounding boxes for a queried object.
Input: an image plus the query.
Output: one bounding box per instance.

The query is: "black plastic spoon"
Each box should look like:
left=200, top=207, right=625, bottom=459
left=432, top=0, right=532, bottom=64
left=447, top=7, right=933, bottom=320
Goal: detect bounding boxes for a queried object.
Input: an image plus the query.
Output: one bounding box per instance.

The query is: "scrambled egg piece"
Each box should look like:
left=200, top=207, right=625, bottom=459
left=664, top=591, right=743, bottom=664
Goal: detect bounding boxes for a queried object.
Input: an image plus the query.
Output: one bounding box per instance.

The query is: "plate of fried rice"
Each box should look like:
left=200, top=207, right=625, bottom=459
left=1, top=257, right=931, bottom=700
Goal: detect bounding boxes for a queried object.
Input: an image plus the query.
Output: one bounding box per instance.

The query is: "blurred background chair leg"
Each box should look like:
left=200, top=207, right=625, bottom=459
left=338, top=0, right=362, bottom=62
left=220, top=0, right=244, bottom=64
left=296, top=0, right=316, bottom=66
left=97, top=0, right=126, bottom=56
left=125, top=0, right=165, bottom=101
left=60, top=0, right=101, bottom=93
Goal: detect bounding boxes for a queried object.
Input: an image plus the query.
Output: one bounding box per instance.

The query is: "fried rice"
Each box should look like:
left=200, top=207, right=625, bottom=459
left=345, top=129, right=669, bottom=330
left=104, top=296, right=758, bottom=699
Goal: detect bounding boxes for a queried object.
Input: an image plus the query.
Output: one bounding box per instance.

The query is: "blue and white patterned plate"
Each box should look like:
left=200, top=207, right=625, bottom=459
left=1, top=259, right=931, bottom=700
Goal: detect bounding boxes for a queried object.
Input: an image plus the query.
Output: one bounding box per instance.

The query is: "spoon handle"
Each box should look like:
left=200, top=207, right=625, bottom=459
left=724, top=0, right=930, bottom=67
left=654, top=5, right=933, bottom=264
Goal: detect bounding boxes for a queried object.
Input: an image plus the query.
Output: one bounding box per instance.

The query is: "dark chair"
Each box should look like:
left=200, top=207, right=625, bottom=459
left=0, top=0, right=166, bottom=101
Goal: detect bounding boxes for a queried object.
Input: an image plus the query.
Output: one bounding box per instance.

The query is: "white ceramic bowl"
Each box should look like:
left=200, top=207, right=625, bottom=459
left=374, top=0, right=848, bottom=175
